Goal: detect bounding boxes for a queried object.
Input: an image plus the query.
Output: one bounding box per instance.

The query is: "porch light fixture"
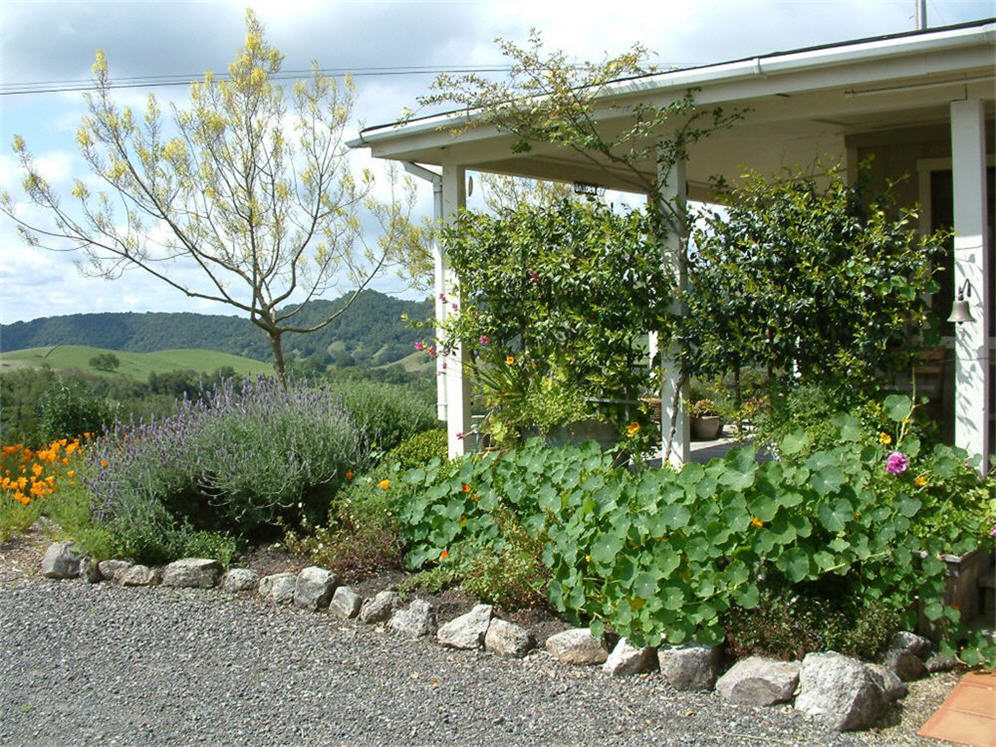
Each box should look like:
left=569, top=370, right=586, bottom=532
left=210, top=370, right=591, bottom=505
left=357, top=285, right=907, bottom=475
left=946, top=279, right=975, bottom=324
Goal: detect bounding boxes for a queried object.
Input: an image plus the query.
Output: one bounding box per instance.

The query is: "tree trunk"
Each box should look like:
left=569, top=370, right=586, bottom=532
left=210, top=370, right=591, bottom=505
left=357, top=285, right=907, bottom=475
left=269, top=329, right=287, bottom=386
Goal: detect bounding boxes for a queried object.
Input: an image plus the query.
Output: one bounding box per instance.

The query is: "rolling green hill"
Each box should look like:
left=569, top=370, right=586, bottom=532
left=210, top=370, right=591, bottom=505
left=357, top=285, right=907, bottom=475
left=0, top=346, right=272, bottom=382
left=0, top=290, right=432, bottom=368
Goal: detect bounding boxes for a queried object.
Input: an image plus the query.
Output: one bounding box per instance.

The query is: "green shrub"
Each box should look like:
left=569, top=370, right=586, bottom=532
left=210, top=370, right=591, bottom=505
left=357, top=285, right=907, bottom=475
left=383, top=428, right=447, bottom=469
left=39, top=377, right=113, bottom=442
left=331, top=379, right=436, bottom=453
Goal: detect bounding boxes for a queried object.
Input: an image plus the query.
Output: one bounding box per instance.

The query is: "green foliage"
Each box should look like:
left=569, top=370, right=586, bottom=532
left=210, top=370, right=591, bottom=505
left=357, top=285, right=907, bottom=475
left=394, top=400, right=995, bottom=663
left=383, top=428, right=447, bottom=470
left=88, top=352, right=119, bottom=371
left=39, top=378, right=112, bottom=442
left=683, top=166, right=947, bottom=388
left=330, top=379, right=436, bottom=454
left=0, top=367, right=56, bottom=446
left=435, top=199, right=667, bottom=447
left=723, top=582, right=902, bottom=660
left=398, top=564, right=458, bottom=596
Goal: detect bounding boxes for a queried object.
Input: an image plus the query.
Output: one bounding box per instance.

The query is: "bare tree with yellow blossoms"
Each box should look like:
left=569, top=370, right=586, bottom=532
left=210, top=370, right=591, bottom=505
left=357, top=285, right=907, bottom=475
left=2, top=10, right=425, bottom=381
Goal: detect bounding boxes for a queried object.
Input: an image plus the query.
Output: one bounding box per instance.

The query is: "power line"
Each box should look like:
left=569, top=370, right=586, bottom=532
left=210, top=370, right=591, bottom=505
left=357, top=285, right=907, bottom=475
left=0, top=65, right=517, bottom=97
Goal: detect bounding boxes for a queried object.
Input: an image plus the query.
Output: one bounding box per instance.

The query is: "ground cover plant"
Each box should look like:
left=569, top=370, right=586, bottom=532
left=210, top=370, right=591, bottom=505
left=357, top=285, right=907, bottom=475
left=392, top=394, right=996, bottom=665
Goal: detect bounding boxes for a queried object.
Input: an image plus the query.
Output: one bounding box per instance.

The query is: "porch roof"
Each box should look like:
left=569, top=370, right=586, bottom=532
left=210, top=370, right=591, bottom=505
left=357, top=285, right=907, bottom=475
left=348, top=18, right=995, bottom=198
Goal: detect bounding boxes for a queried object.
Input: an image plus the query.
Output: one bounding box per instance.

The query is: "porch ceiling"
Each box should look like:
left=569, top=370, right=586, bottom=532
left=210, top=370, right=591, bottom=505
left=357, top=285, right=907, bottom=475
left=349, top=20, right=995, bottom=199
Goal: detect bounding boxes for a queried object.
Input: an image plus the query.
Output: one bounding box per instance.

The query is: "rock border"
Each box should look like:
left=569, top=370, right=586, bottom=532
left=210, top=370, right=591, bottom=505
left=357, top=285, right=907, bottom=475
left=39, top=542, right=957, bottom=733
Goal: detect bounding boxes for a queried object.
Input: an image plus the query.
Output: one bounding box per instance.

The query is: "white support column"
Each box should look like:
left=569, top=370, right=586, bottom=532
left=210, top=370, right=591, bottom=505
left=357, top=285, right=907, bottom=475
left=654, top=155, right=690, bottom=468
left=441, top=164, right=471, bottom=459
left=950, top=99, right=991, bottom=467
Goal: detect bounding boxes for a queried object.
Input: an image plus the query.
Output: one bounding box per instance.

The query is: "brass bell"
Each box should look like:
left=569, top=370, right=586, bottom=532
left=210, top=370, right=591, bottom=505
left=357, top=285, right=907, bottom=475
left=946, top=280, right=975, bottom=325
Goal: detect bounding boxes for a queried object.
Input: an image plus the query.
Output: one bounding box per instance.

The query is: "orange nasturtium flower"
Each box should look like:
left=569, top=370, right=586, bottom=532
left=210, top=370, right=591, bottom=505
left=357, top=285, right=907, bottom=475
left=505, top=355, right=515, bottom=366
left=626, top=421, right=640, bottom=438
left=345, top=471, right=354, bottom=481
left=378, top=479, right=390, bottom=490
left=461, top=483, right=471, bottom=493
left=100, top=459, right=109, bottom=468
left=750, top=516, right=764, bottom=528
left=879, top=432, right=892, bottom=445
left=914, top=475, right=927, bottom=487
left=439, top=550, right=449, bottom=560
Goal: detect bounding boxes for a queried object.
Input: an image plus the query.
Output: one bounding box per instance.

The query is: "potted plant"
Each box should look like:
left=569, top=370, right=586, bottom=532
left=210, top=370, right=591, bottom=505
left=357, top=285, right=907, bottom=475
left=688, top=398, right=723, bottom=440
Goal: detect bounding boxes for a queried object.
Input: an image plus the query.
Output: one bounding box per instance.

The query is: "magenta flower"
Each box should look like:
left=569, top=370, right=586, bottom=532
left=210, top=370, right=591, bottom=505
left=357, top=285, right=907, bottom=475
left=451, top=302, right=458, bottom=311
left=990, top=524, right=996, bottom=539
left=438, top=292, right=447, bottom=302
left=414, top=341, right=424, bottom=352
left=427, top=345, right=437, bottom=358
left=456, top=432, right=464, bottom=440
left=479, top=335, right=490, bottom=346
left=886, top=451, right=909, bottom=474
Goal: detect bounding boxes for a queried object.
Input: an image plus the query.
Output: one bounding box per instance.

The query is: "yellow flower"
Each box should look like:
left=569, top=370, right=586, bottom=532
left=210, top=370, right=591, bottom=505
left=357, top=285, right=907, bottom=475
left=378, top=479, right=390, bottom=490
left=626, top=421, right=640, bottom=438
left=750, top=516, right=764, bottom=528
left=879, top=432, right=892, bottom=445
left=505, top=355, right=515, bottom=365
left=914, top=475, right=927, bottom=487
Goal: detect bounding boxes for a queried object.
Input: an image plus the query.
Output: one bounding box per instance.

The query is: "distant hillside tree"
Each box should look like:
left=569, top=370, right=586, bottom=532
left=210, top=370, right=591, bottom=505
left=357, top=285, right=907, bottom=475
left=2, top=11, right=424, bottom=381
left=89, top=352, right=119, bottom=371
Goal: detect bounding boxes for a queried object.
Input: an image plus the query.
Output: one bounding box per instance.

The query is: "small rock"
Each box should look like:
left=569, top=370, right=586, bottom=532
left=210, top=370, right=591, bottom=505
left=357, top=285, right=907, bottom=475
left=98, top=560, right=132, bottom=582
left=259, top=573, right=298, bottom=604
left=484, top=619, right=534, bottom=658
left=359, top=591, right=402, bottom=624
left=881, top=648, right=927, bottom=682
left=294, top=566, right=339, bottom=611
left=79, top=557, right=102, bottom=584
left=602, top=637, right=657, bottom=676
left=41, top=541, right=82, bottom=579
left=388, top=598, right=437, bottom=639
left=866, top=663, right=908, bottom=701
left=795, top=651, right=886, bottom=732
left=544, top=628, right=608, bottom=666
left=437, top=605, right=492, bottom=650
left=162, top=558, right=223, bottom=589
left=118, top=564, right=160, bottom=586
left=715, top=656, right=800, bottom=705
left=890, top=631, right=931, bottom=656
left=658, top=643, right=721, bottom=691
left=221, top=569, right=259, bottom=593
left=329, top=586, right=362, bottom=619
left=925, top=653, right=959, bottom=673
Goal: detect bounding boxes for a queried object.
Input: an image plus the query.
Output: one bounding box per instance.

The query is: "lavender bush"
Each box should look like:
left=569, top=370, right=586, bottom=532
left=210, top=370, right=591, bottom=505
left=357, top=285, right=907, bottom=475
left=87, top=377, right=369, bottom=561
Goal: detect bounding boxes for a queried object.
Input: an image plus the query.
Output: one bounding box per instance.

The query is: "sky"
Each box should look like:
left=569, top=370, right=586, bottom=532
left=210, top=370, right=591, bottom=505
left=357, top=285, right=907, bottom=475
left=0, top=0, right=992, bottom=324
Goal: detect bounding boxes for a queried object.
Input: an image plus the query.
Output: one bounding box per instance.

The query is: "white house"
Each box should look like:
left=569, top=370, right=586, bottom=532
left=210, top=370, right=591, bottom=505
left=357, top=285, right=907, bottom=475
left=349, top=19, right=995, bottom=467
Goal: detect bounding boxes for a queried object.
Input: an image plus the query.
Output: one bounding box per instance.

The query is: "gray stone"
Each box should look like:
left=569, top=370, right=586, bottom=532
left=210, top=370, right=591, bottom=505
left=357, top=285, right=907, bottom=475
left=293, top=566, right=339, bottom=611
left=602, top=638, right=658, bottom=676
left=221, top=568, right=259, bottom=593
left=79, top=557, right=102, bottom=584
left=329, top=586, right=362, bottom=619
left=484, top=619, right=534, bottom=658
left=890, top=631, right=930, bottom=656
left=437, top=604, right=492, bottom=650
left=359, top=591, right=402, bottom=624
left=162, top=558, right=223, bottom=589
left=866, top=663, right=908, bottom=701
left=794, top=651, right=886, bottom=732
left=97, top=559, right=132, bottom=582
left=881, top=648, right=927, bottom=682
left=259, top=573, right=298, bottom=604
left=544, top=628, right=608, bottom=666
left=658, top=643, right=721, bottom=691
left=715, top=656, right=800, bottom=705
left=118, top=564, right=160, bottom=586
left=40, top=541, right=82, bottom=579
left=925, top=653, right=959, bottom=673
left=388, top=599, right=437, bottom=639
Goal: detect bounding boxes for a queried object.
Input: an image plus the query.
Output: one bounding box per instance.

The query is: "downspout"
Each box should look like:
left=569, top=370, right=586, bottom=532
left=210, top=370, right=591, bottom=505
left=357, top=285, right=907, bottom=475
left=403, top=161, right=447, bottom=421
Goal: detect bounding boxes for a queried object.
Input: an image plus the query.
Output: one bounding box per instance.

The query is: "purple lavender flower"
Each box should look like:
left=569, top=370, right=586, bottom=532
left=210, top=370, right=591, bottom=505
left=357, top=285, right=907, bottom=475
left=886, top=451, right=909, bottom=475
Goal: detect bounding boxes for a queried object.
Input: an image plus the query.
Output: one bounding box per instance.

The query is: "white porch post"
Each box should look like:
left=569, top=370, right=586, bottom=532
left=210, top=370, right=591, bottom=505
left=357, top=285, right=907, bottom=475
left=654, top=155, right=690, bottom=467
left=950, top=99, right=991, bottom=467
left=441, top=164, right=472, bottom=458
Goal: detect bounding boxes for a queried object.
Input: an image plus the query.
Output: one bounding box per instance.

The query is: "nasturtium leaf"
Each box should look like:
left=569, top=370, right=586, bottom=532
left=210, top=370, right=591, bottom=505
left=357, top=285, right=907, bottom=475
left=813, top=550, right=836, bottom=572
left=590, top=533, right=623, bottom=565
left=661, top=503, right=691, bottom=529
left=818, top=502, right=845, bottom=533
left=733, top=583, right=759, bottom=609
left=778, top=547, right=813, bottom=583
left=633, top=571, right=658, bottom=600
left=812, top=465, right=845, bottom=496
left=588, top=618, right=605, bottom=639
left=923, top=600, right=943, bottom=621
left=830, top=413, right=863, bottom=442
left=780, top=429, right=810, bottom=456
left=884, top=394, right=912, bottom=422
left=660, top=585, right=685, bottom=610
left=897, top=496, right=922, bottom=518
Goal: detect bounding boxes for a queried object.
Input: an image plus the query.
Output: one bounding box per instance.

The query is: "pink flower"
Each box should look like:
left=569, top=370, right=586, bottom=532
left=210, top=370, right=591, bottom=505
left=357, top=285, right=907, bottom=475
left=427, top=345, right=437, bottom=358
left=456, top=432, right=464, bottom=440
left=528, top=270, right=539, bottom=283
left=479, top=335, right=489, bottom=346
left=990, top=524, right=996, bottom=539
left=451, top=302, right=458, bottom=311
left=886, top=451, right=909, bottom=475
left=438, top=292, right=447, bottom=302
left=441, top=361, right=447, bottom=370
left=414, top=341, right=424, bottom=351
